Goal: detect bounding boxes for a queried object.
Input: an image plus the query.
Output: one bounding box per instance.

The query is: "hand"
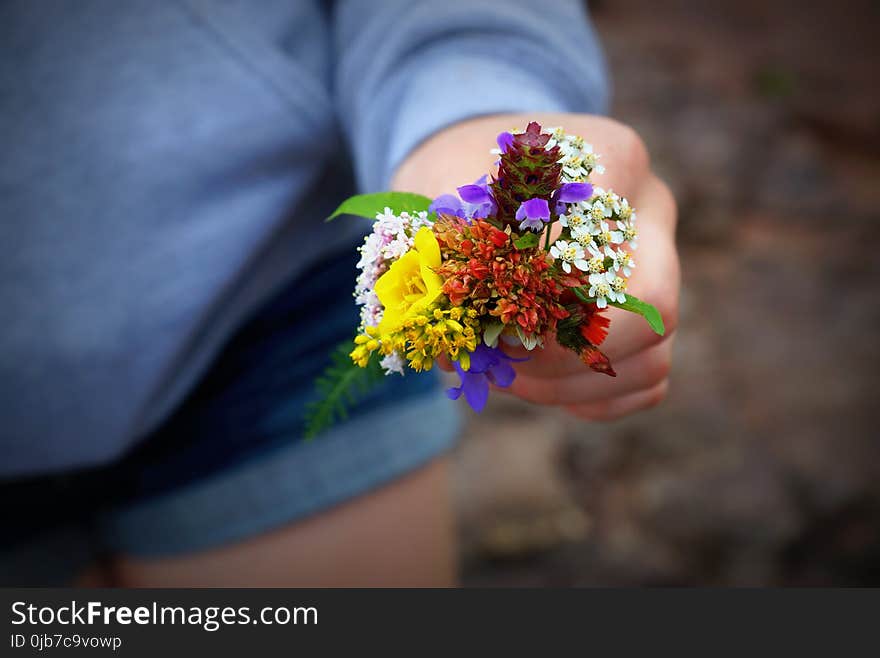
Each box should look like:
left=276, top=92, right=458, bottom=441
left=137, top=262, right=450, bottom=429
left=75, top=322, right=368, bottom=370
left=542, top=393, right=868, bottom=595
left=391, top=114, right=679, bottom=421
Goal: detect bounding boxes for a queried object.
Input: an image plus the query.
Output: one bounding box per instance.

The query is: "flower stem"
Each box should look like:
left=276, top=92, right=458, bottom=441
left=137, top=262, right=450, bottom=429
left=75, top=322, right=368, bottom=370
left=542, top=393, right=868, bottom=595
left=544, top=224, right=552, bottom=250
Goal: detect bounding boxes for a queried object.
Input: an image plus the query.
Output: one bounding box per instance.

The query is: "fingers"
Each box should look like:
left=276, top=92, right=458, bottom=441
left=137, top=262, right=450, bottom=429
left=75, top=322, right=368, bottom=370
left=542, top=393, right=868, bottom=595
left=565, top=379, right=670, bottom=421
left=596, top=175, right=679, bottom=362
left=505, top=333, right=674, bottom=406
left=500, top=337, right=593, bottom=379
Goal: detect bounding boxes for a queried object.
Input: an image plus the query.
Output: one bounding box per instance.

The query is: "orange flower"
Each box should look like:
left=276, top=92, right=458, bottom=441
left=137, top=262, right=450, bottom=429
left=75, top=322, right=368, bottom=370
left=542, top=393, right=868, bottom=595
left=581, top=346, right=616, bottom=377
left=579, top=306, right=611, bottom=346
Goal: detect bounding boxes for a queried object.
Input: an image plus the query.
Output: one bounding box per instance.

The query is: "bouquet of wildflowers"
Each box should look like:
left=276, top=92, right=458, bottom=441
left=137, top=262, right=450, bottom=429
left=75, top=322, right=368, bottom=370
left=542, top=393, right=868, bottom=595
left=305, top=122, right=663, bottom=437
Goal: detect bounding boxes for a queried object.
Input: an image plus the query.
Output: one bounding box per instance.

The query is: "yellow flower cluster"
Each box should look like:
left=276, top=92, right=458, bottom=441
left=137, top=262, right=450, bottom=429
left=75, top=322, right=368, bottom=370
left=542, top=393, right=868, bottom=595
left=351, top=306, right=480, bottom=373
left=349, top=226, right=480, bottom=372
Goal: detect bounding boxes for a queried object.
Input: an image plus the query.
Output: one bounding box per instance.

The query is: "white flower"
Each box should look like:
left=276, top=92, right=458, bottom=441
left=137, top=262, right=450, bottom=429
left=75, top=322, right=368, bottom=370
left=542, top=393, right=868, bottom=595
left=585, top=242, right=614, bottom=273
left=587, top=241, right=615, bottom=259
left=375, top=206, right=397, bottom=223
left=544, top=126, right=565, bottom=149
left=380, top=352, right=406, bottom=375
left=619, top=221, right=638, bottom=250
left=567, top=134, right=587, bottom=151
left=586, top=255, right=605, bottom=274
left=571, top=223, right=594, bottom=247
left=550, top=240, right=589, bottom=273
left=609, top=275, right=627, bottom=304
left=617, top=197, right=634, bottom=222
left=411, top=210, right=432, bottom=231
left=601, top=189, right=622, bottom=214
left=612, top=248, right=636, bottom=277
left=552, top=129, right=603, bottom=180
left=561, top=155, right=588, bottom=181
left=588, top=271, right=616, bottom=308
left=592, top=219, right=624, bottom=246
left=591, top=198, right=613, bottom=219
left=381, top=236, right=412, bottom=260
left=560, top=211, right=588, bottom=231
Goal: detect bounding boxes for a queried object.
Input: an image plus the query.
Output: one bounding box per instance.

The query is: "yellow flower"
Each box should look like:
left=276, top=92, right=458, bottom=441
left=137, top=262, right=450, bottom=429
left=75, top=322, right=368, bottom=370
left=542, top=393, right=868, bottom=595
left=374, top=227, right=443, bottom=335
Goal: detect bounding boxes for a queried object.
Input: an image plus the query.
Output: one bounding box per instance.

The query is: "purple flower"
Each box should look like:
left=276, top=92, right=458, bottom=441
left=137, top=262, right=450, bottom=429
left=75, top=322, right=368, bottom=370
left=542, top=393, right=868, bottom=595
left=457, top=175, right=497, bottom=218
left=429, top=194, right=464, bottom=217
left=551, top=182, right=593, bottom=215
left=446, top=345, right=525, bottom=412
left=457, top=184, right=492, bottom=205
left=515, top=197, right=550, bottom=232
left=430, top=176, right=497, bottom=221
left=556, top=182, right=593, bottom=203
left=496, top=131, right=514, bottom=154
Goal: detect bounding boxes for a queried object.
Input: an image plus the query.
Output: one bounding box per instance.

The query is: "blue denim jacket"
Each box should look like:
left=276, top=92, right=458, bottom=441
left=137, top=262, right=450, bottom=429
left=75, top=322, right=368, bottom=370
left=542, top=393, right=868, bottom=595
left=0, top=0, right=608, bottom=475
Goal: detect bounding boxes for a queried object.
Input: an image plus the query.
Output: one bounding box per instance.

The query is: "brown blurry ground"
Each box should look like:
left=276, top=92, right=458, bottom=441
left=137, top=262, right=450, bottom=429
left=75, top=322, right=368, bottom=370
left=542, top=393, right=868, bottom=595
left=455, top=0, right=880, bottom=586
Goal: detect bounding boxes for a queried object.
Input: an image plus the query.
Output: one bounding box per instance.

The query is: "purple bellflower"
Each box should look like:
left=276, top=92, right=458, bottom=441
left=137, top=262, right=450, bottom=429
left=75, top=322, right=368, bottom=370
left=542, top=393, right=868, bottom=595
left=496, top=131, right=514, bottom=153
left=492, top=132, right=515, bottom=166
left=428, top=194, right=464, bottom=217
left=457, top=175, right=497, bottom=219
left=515, top=197, right=551, bottom=232
left=429, top=175, right=497, bottom=221
left=551, top=182, right=593, bottom=214
left=446, top=345, right=526, bottom=413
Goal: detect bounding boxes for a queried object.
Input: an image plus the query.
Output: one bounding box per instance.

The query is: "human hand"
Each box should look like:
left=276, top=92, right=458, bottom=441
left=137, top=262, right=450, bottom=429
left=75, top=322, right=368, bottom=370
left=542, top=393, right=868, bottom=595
left=391, top=113, right=679, bottom=420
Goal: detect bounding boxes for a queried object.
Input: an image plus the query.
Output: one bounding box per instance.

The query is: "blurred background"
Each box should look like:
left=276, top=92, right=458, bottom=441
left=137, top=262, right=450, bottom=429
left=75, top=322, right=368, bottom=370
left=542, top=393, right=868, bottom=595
left=455, top=0, right=880, bottom=586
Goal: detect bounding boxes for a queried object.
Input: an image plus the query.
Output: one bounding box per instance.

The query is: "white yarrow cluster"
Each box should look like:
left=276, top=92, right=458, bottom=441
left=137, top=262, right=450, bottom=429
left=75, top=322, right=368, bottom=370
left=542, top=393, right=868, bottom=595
left=549, top=240, right=588, bottom=274
left=354, top=207, right=433, bottom=332
left=552, top=179, right=639, bottom=309
left=547, top=129, right=639, bottom=306
left=546, top=126, right=605, bottom=181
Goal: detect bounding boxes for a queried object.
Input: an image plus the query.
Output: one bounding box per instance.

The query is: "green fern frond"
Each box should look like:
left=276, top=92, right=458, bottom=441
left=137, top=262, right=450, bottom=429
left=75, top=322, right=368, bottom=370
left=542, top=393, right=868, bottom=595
left=302, top=340, right=385, bottom=439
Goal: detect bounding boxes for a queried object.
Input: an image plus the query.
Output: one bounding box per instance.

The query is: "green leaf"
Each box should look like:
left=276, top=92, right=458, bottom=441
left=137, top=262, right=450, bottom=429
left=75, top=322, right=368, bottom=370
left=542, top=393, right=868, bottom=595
left=326, top=192, right=433, bottom=222
left=572, top=286, right=593, bottom=304
left=302, top=341, right=386, bottom=439
left=572, top=289, right=665, bottom=336
left=482, top=321, right=504, bottom=347
left=611, top=295, right=665, bottom=336
left=513, top=232, right=539, bottom=249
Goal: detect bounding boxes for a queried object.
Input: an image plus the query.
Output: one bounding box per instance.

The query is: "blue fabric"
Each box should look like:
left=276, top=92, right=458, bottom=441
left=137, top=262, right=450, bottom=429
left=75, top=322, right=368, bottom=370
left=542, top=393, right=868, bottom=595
left=0, top=391, right=460, bottom=585
left=334, top=0, right=610, bottom=190
left=0, top=246, right=461, bottom=584
left=110, top=244, right=443, bottom=499
left=0, top=0, right=608, bottom=476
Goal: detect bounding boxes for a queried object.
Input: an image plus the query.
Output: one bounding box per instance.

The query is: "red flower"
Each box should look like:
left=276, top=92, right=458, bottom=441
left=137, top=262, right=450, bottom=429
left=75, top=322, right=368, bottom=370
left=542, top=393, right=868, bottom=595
left=435, top=217, right=567, bottom=336
left=487, top=226, right=509, bottom=247
left=467, top=259, right=490, bottom=280
left=579, top=306, right=611, bottom=346
left=581, top=346, right=616, bottom=377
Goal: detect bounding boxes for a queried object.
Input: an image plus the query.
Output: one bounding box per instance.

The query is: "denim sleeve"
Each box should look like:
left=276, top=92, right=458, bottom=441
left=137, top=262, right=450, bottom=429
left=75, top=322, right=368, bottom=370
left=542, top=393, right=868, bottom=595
left=331, top=0, right=610, bottom=192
